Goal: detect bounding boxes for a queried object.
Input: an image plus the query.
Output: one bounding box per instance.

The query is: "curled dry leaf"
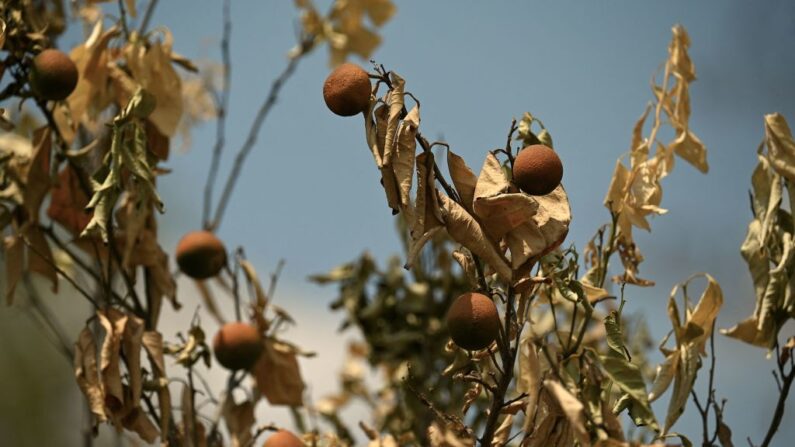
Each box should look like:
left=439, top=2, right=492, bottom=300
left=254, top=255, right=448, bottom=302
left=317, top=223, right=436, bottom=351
left=517, top=330, right=541, bottom=433
left=405, top=151, right=443, bottom=268
left=543, top=380, right=590, bottom=447
left=253, top=338, right=306, bottom=406
left=436, top=192, right=511, bottom=282
left=58, top=22, right=120, bottom=143
left=321, top=0, right=396, bottom=66
left=447, top=149, right=478, bottom=214
left=471, top=152, right=571, bottom=271
left=723, top=114, right=795, bottom=348
left=123, top=30, right=184, bottom=136
left=142, top=331, right=172, bottom=442
left=23, top=127, right=52, bottom=222
left=451, top=248, right=479, bottom=289
left=75, top=309, right=159, bottom=442
left=649, top=274, right=723, bottom=433
left=47, top=165, right=92, bottom=235
left=74, top=326, right=107, bottom=423
left=600, top=25, right=708, bottom=286
left=223, top=399, right=256, bottom=447
left=764, top=113, right=795, bottom=182
left=364, top=74, right=419, bottom=217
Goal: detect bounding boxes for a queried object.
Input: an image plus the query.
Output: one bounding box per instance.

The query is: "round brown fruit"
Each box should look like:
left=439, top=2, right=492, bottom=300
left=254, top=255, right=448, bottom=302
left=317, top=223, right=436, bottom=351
left=446, top=292, right=500, bottom=351
left=322, top=63, right=371, bottom=117
left=175, top=230, right=227, bottom=279
left=262, top=429, right=304, bottom=447
left=512, top=144, right=563, bottom=196
left=213, top=322, right=263, bottom=371
left=29, top=49, right=79, bottom=101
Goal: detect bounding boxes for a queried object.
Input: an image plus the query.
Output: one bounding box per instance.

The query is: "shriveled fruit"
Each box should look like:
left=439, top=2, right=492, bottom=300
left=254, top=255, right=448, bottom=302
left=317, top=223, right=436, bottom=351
left=322, top=63, right=371, bottom=117
left=213, top=322, right=263, bottom=371
left=262, top=429, right=304, bottom=447
left=512, top=144, right=563, bottom=196
left=446, top=292, right=500, bottom=351
left=29, top=49, right=78, bottom=101
left=175, top=230, right=227, bottom=279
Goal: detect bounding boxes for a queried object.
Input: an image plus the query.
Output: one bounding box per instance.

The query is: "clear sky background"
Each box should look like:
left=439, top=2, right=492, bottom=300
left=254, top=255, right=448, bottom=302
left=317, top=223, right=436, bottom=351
left=2, top=1, right=795, bottom=446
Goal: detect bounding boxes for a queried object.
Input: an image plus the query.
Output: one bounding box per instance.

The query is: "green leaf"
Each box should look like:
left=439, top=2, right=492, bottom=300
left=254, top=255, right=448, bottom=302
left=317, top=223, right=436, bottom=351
left=81, top=88, right=165, bottom=242
left=599, top=354, right=659, bottom=431
left=604, top=311, right=629, bottom=360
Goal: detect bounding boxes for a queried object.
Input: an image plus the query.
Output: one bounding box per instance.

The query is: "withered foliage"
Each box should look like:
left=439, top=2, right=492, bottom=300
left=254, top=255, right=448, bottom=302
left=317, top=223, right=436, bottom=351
left=313, top=23, right=792, bottom=447
left=0, top=0, right=390, bottom=446
left=1, top=2, right=794, bottom=447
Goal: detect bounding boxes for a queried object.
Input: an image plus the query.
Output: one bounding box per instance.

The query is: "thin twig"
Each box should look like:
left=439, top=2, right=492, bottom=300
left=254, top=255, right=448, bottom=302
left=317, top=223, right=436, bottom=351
left=22, top=276, right=74, bottom=360
left=210, top=48, right=308, bottom=230
left=138, top=0, right=159, bottom=35
left=504, top=118, right=517, bottom=168
left=759, top=342, right=795, bottom=447
left=203, top=0, right=232, bottom=229
left=21, top=235, right=103, bottom=309
left=117, top=0, right=130, bottom=39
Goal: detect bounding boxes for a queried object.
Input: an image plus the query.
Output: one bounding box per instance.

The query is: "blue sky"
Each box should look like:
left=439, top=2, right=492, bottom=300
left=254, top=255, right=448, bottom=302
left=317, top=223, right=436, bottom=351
left=51, top=0, right=795, bottom=444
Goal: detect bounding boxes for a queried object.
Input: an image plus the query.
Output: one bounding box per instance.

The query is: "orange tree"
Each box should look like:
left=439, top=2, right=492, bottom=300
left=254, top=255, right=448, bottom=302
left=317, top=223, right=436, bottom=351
left=314, top=24, right=795, bottom=447
left=1, top=1, right=794, bottom=447
left=0, top=0, right=395, bottom=445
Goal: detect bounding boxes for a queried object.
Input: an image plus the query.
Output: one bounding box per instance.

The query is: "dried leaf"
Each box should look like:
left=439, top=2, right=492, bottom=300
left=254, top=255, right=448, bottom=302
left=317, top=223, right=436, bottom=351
left=253, top=339, right=305, bottom=406
left=518, top=331, right=541, bottom=433
left=405, top=152, right=443, bottom=268
left=142, top=331, right=171, bottom=441
left=492, top=414, right=513, bottom=446
left=544, top=380, right=590, bottom=447
left=604, top=159, right=630, bottom=213
left=669, top=25, right=696, bottom=83
left=663, top=343, right=699, bottom=433
left=473, top=153, right=510, bottom=204
left=98, top=308, right=126, bottom=411
left=437, top=192, right=512, bottom=281
left=653, top=274, right=723, bottom=432
left=125, top=34, right=184, bottom=136
left=393, top=105, right=419, bottom=215
left=23, top=127, right=52, bottom=221
left=365, top=103, right=400, bottom=213
left=447, top=149, right=478, bottom=212
left=451, top=248, right=479, bottom=289
left=764, top=113, right=795, bottom=183
left=74, top=326, right=107, bottom=423
left=63, top=24, right=120, bottom=141
left=224, top=399, right=255, bottom=447
left=47, top=165, right=92, bottom=234
left=669, top=130, right=708, bottom=173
